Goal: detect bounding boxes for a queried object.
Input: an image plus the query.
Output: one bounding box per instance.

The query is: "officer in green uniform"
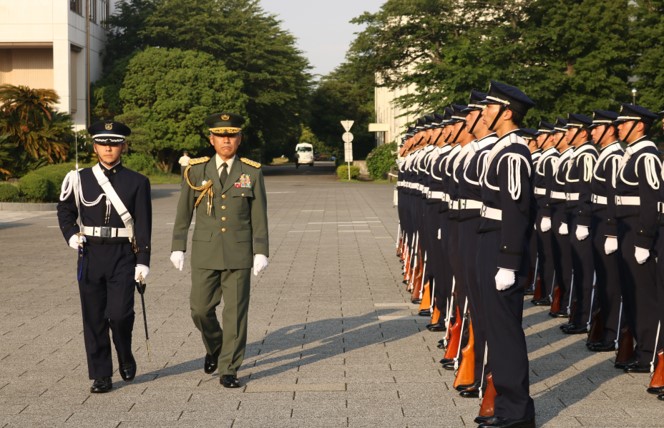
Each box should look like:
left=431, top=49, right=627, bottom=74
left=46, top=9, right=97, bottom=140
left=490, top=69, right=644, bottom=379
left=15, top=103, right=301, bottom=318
left=170, top=112, right=269, bottom=388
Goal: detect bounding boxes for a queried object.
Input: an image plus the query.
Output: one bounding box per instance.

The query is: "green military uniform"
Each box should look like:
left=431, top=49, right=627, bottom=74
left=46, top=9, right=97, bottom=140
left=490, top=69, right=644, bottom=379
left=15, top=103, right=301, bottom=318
left=171, top=154, right=269, bottom=376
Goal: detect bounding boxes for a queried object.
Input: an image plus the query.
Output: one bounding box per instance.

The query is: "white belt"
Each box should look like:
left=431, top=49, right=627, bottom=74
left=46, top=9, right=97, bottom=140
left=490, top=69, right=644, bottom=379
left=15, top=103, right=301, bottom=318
left=566, top=192, right=580, bottom=201
left=422, top=186, right=430, bottom=195
left=533, top=187, right=546, bottom=196
left=591, top=194, right=607, bottom=205
left=615, top=195, right=640, bottom=206
left=459, top=199, right=483, bottom=210
left=449, top=200, right=459, bottom=210
left=82, top=226, right=131, bottom=238
left=658, top=202, right=664, bottom=214
left=429, top=191, right=444, bottom=200
left=480, top=205, right=502, bottom=221
left=550, top=191, right=567, bottom=200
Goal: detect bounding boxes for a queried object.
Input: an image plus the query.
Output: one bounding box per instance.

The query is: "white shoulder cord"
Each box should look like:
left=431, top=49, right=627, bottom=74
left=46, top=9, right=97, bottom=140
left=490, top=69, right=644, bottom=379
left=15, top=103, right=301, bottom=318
left=610, top=156, right=621, bottom=189
left=498, top=154, right=531, bottom=200
left=582, top=154, right=594, bottom=182
left=59, top=169, right=105, bottom=207
left=638, top=154, right=661, bottom=190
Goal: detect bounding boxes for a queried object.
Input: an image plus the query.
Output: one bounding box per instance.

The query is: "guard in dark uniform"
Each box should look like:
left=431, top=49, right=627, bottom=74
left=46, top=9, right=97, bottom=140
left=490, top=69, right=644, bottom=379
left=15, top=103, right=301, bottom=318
left=57, top=120, right=152, bottom=393
left=562, top=114, right=598, bottom=334
left=613, top=104, right=662, bottom=373
left=476, top=81, right=536, bottom=428
left=170, top=113, right=269, bottom=388
left=586, top=110, right=624, bottom=352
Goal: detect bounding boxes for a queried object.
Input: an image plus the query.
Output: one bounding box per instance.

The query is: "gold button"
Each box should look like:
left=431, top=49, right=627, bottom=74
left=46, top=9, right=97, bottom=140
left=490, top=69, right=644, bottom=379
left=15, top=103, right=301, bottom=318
left=221, top=194, right=227, bottom=199
left=221, top=217, right=226, bottom=221
left=241, top=193, right=245, bottom=197
left=221, top=227, right=226, bottom=232
left=221, top=205, right=226, bottom=210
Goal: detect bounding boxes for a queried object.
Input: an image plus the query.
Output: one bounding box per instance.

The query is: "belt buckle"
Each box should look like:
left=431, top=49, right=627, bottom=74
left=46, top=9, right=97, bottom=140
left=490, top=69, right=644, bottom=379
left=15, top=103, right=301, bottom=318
left=616, top=196, right=622, bottom=205
left=459, top=199, right=466, bottom=209
left=480, top=205, right=487, bottom=216
left=100, top=226, right=112, bottom=238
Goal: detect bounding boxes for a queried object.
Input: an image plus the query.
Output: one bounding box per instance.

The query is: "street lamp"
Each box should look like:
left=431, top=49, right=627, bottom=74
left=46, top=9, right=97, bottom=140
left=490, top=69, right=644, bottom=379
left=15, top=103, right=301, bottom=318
left=631, top=88, right=637, bottom=105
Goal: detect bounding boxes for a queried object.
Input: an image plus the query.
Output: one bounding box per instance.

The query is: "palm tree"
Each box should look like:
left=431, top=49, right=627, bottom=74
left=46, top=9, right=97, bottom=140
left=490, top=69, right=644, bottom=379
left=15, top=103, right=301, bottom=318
left=0, top=84, right=71, bottom=166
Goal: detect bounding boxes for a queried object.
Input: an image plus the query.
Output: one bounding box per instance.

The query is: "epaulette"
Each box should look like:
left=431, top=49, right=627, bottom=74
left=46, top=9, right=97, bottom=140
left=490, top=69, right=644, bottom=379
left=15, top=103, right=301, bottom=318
left=240, top=157, right=261, bottom=168
left=188, top=156, right=210, bottom=166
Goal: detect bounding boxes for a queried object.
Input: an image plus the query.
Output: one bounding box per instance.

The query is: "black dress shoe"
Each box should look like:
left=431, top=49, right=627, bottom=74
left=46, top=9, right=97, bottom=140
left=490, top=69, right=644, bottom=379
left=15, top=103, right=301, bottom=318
left=478, top=416, right=536, bottom=428
left=418, top=309, right=431, bottom=317
left=549, top=310, right=568, bottom=318
left=523, top=288, right=534, bottom=296
left=442, top=361, right=456, bottom=370
left=118, top=355, right=136, bottom=381
left=459, top=385, right=479, bottom=398
left=588, top=342, right=615, bottom=352
left=412, top=298, right=422, bottom=305
left=647, top=385, right=664, bottom=394
left=90, top=377, right=112, bottom=393
left=559, top=322, right=572, bottom=330
left=562, top=325, right=588, bottom=334
left=658, top=392, right=664, bottom=401
left=204, top=353, right=218, bottom=374
left=439, top=357, right=454, bottom=365
left=531, top=297, right=551, bottom=306
left=624, top=363, right=650, bottom=373
left=220, top=374, right=241, bottom=388
left=474, top=415, right=493, bottom=424
left=426, top=322, right=446, bottom=332
left=455, top=380, right=478, bottom=391
left=614, top=359, right=636, bottom=370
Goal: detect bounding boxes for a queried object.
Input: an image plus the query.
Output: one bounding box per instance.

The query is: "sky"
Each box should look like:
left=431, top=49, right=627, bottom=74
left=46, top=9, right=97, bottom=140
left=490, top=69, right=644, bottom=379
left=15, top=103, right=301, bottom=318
left=259, top=0, right=385, bottom=78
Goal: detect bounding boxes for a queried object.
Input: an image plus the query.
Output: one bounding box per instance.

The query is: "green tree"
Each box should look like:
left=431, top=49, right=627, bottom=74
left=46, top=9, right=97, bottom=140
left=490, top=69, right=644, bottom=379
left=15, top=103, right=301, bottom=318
left=117, top=47, right=247, bottom=172
left=630, top=0, right=664, bottom=111
left=0, top=84, right=73, bottom=177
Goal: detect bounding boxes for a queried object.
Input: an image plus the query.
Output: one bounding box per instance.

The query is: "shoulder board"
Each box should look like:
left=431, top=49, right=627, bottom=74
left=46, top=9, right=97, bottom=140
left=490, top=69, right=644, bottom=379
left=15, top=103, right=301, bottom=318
left=241, top=157, right=261, bottom=168
left=188, top=156, right=210, bottom=166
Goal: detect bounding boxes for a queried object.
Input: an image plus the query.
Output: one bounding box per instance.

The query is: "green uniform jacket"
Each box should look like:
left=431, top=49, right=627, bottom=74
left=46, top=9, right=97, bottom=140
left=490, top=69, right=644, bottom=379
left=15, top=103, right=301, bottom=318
left=171, top=156, right=269, bottom=270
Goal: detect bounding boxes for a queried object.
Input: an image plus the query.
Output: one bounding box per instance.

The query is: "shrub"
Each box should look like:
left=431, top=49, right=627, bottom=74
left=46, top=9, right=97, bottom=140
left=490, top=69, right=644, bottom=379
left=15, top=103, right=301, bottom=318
left=365, top=142, right=397, bottom=180
left=19, top=174, right=51, bottom=201
left=123, top=152, right=156, bottom=175
left=0, top=183, right=20, bottom=201
left=336, top=164, right=360, bottom=180
left=19, top=162, right=83, bottom=201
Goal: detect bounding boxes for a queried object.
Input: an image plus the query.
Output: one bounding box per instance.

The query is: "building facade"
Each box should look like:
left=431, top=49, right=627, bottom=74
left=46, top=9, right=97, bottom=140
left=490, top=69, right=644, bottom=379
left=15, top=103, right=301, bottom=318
left=0, top=0, right=117, bottom=130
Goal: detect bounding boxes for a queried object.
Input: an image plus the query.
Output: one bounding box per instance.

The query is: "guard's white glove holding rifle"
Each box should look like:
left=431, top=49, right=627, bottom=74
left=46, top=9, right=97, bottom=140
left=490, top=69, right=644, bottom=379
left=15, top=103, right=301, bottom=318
left=68, top=234, right=86, bottom=250
left=134, top=264, right=150, bottom=281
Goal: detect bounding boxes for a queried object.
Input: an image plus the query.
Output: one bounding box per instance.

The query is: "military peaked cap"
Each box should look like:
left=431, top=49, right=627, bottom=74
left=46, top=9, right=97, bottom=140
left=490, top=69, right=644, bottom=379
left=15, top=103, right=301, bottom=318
left=614, top=103, right=658, bottom=126
left=588, top=110, right=619, bottom=129
left=553, top=117, right=568, bottom=132
left=536, top=120, right=554, bottom=135
left=205, top=112, right=245, bottom=135
left=565, top=113, right=593, bottom=129
left=463, top=90, right=488, bottom=112
left=88, top=120, right=131, bottom=145
left=481, top=80, right=535, bottom=117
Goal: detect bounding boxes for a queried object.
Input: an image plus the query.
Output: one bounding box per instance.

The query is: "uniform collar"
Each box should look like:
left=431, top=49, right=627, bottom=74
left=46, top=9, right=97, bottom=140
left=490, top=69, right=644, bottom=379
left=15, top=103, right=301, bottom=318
left=99, top=161, right=123, bottom=176
left=215, top=154, right=236, bottom=173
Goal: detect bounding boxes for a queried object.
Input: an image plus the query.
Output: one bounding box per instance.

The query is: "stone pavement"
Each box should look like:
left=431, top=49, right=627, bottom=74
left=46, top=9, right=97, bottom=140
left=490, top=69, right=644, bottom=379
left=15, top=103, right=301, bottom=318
left=0, top=163, right=663, bottom=427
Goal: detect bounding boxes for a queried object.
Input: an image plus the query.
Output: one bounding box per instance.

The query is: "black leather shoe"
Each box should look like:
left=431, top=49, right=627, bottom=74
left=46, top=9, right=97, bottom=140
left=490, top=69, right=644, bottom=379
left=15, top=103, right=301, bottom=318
left=418, top=309, right=431, bottom=317
left=478, top=416, right=536, bottom=428
left=531, top=297, right=551, bottom=306
left=474, top=415, right=493, bottom=424
left=118, top=355, right=136, bottom=381
left=412, top=298, right=422, bottom=305
left=439, top=357, right=454, bottom=365
left=427, top=322, right=446, bottom=332
left=658, top=392, right=664, bottom=401
left=624, top=363, right=650, bottom=373
left=588, top=342, right=615, bottom=352
left=549, top=310, right=568, bottom=318
left=459, top=385, right=480, bottom=398
left=647, top=385, right=664, bottom=394
left=523, top=288, right=534, bottom=296
left=442, top=361, right=456, bottom=370
left=614, top=359, right=636, bottom=370
left=90, top=377, right=112, bottom=393
left=204, top=354, right=218, bottom=374
left=562, top=325, right=588, bottom=334
left=220, top=374, right=241, bottom=388
left=455, top=380, right=478, bottom=392
left=559, top=322, right=572, bottom=330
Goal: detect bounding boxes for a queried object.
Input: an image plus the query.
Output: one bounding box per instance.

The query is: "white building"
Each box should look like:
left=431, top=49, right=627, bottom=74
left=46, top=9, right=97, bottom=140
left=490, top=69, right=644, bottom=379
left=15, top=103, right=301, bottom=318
left=0, top=0, right=118, bottom=130
left=373, top=83, right=420, bottom=147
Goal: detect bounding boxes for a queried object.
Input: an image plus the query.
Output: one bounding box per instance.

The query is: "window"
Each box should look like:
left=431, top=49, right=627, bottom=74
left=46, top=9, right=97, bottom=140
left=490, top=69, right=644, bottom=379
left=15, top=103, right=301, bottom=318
left=70, top=0, right=83, bottom=15
left=100, top=0, right=110, bottom=28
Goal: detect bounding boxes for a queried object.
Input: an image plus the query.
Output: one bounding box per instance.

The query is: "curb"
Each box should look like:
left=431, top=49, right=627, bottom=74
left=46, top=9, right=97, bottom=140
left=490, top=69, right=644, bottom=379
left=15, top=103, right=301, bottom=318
left=0, top=202, right=58, bottom=211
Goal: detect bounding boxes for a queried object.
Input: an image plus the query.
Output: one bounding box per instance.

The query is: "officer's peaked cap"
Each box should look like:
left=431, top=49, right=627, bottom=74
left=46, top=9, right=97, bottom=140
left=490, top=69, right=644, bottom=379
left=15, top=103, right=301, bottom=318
left=614, top=103, right=658, bottom=126
left=588, top=110, right=619, bottom=129
left=536, top=120, right=554, bottom=135
left=481, top=80, right=535, bottom=116
left=463, top=90, right=488, bottom=112
left=518, top=128, right=538, bottom=139
left=565, top=113, right=593, bottom=129
left=553, top=117, right=568, bottom=132
left=88, top=120, right=131, bottom=145
left=450, top=104, right=469, bottom=122
left=205, top=112, right=245, bottom=135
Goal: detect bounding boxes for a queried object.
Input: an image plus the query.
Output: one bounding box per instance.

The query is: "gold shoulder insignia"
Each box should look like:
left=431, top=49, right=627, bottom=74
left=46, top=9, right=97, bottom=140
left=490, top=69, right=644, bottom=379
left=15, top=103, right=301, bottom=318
left=240, top=157, right=261, bottom=168
left=188, top=156, right=210, bottom=166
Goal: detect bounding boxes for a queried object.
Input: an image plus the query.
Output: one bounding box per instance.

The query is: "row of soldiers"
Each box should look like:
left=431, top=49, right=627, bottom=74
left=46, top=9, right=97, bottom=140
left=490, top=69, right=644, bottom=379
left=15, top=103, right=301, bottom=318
left=394, top=80, right=664, bottom=428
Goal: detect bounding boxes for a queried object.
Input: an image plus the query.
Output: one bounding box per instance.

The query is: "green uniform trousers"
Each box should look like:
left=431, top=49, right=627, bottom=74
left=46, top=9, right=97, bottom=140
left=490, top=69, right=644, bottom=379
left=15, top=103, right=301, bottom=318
left=190, top=267, right=250, bottom=376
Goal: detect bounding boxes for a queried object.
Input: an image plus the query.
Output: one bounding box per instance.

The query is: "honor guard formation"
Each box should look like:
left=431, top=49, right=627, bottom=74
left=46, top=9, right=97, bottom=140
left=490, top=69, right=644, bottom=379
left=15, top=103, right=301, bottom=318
left=395, top=81, right=664, bottom=428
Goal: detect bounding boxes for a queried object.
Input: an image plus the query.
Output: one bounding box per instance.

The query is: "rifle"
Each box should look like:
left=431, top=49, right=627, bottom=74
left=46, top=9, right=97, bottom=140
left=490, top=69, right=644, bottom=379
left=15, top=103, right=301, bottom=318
left=478, top=372, right=497, bottom=418
left=615, top=327, right=634, bottom=366
left=453, top=317, right=475, bottom=389
left=453, top=297, right=469, bottom=371
left=443, top=278, right=456, bottom=348
left=648, top=349, right=664, bottom=392
left=651, top=321, right=661, bottom=373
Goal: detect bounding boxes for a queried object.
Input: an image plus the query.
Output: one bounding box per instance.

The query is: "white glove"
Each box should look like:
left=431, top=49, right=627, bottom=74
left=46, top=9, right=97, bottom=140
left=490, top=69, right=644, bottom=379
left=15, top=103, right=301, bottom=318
left=495, top=268, right=516, bottom=291
left=135, top=264, right=150, bottom=281
left=635, top=246, right=650, bottom=264
left=558, top=222, right=569, bottom=235
left=170, top=251, right=185, bottom=271
left=604, top=236, right=618, bottom=255
left=575, top=225, right=589, bottom=241
left=437, top=228, right=441, bottom=240
left=253, top=254, right=269, bottom=276
left=540, top=217, right=551, bottom=232
left=68, top=234, right=86, bottom=249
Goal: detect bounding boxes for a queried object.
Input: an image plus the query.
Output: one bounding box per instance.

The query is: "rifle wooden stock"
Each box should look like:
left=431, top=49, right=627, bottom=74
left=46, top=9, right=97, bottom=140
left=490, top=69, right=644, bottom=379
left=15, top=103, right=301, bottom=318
left=649, top=349, right=664, bottom=389
left=550, top=285, right=562, bottom=314
left=479, top=372, right=496, bottom=417
left=587, top=308, right=604, bottom=344
left=453, top=319, right=475, bottom=389
left=430, top=299, right=442, bottom=324
left=443, top=307, right=462, bottom=358
left=409, top=249, right=423, bottom=297
left=532, top=274, right=543, bottom=301
left=615, top=327, right=634, bottom=365
left=418, top=281, right=431, bottom=312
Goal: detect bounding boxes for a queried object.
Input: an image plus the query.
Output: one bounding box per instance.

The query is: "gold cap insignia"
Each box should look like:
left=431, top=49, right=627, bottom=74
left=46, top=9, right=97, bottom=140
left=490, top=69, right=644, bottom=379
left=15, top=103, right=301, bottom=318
left=221, top=114, right=230, bottom=121
left=105, top=123, right=113, bottom=130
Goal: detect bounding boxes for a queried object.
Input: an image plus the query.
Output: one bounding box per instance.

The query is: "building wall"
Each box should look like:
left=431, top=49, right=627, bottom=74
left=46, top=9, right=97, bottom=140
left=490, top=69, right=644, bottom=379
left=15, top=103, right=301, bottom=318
left=0, top=1, right=116, bottom=130
left=374, top=83, right=420, bottom=147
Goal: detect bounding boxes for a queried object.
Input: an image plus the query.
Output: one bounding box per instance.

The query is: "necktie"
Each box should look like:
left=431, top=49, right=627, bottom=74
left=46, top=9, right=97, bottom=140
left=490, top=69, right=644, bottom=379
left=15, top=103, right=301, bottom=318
left=219, top=162, right=228, bottom=186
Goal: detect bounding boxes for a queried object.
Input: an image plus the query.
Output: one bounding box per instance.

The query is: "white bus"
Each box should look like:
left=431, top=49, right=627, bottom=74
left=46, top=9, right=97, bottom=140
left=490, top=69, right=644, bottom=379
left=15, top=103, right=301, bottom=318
left=294, top=142, right=314, bottom=168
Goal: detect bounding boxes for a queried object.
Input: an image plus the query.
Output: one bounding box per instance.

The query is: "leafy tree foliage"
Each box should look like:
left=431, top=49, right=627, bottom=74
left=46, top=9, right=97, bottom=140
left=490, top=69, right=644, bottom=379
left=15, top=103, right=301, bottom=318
left=0, top=84, right=73, bottom=178
left=117, top=47, right=247, bottom=172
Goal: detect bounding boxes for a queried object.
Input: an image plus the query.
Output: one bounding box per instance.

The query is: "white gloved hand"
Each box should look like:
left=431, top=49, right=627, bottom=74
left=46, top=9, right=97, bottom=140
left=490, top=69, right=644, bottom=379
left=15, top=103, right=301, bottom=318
left=135, top=264, right=150, bottom=281
left=253, top=254, right=269, bottom=276
left=635, top=246, right=650, bottom=264
left=495, top=268, right=516, bottom=291
left=558, top=222, right=569, bottom=235
left=575, top=225, right=589, bottom=241
left=437, top=228, right=441, bottom=240
left=68, top=234, right=86, bottom=249
left=540, top=217, right=551, bottom=232
left=170, top=251, right=185, bottom=271
left=604, top=236, right=618, bottom=255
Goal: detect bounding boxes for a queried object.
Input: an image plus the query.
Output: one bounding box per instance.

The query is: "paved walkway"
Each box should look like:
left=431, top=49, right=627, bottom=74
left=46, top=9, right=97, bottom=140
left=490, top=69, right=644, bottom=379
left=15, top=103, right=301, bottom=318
left=0, top=164, right=662, bottom=427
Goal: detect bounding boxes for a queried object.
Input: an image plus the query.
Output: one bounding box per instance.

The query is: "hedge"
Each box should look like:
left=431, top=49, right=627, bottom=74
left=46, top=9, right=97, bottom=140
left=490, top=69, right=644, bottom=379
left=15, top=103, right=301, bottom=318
left=336, top=164, right=360, bottom=180
left=366, top=142, right=397, bottom=180
left=0, top=183, right=20, bottom=202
